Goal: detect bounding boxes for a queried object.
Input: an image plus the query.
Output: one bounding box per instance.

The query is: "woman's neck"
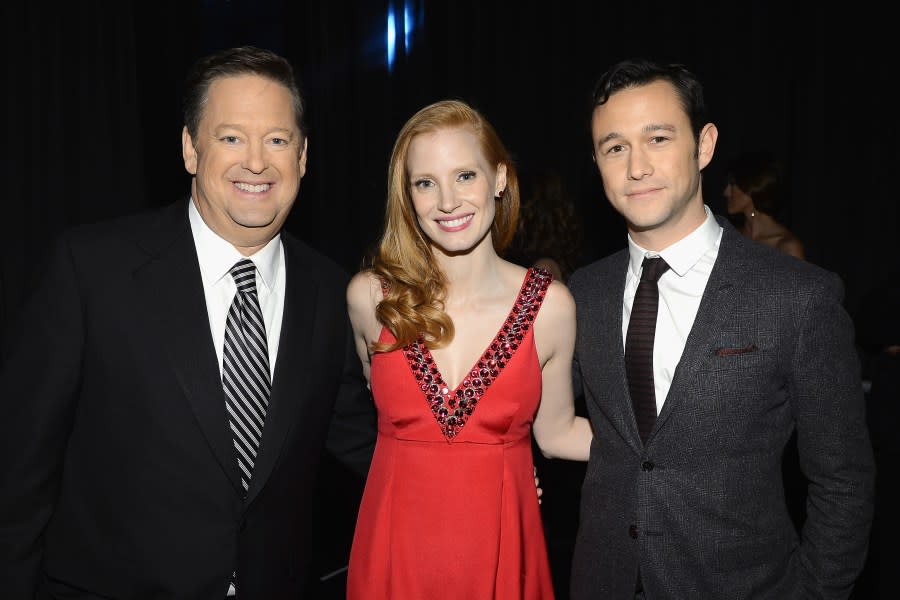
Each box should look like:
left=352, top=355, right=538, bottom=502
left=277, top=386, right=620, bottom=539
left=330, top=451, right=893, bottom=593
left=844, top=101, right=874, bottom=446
left=436, top=242, right=505, bottom=302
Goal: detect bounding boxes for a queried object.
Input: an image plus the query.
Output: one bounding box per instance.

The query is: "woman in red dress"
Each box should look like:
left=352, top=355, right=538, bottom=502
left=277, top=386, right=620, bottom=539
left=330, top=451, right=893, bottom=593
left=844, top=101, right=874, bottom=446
left=346, top=100, right=593, bottom=599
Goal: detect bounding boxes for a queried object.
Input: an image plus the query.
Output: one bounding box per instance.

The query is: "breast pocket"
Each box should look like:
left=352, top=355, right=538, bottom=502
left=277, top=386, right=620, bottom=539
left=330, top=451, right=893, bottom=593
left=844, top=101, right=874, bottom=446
left=692, top=345, right=787, bottom=421
left=708, top=344, right=767, bottom=373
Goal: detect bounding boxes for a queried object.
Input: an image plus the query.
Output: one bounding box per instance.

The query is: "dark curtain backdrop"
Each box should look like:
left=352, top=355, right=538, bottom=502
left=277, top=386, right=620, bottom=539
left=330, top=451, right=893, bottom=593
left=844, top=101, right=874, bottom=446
left=4, top=2, right=897, bottom=333
left=3, top=1, right=895, bottom=596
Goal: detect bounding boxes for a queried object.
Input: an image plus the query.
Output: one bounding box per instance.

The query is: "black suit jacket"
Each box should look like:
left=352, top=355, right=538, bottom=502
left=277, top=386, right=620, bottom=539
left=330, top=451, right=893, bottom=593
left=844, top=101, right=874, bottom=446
left=568, top=219, right=876, bottom=599
left=0, top=199, right=374, bottom=599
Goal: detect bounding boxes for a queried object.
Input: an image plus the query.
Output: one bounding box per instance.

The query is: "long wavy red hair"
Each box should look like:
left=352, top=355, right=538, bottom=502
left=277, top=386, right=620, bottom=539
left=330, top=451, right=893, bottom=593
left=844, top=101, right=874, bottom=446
left=371, top=99, right=520, bottom=352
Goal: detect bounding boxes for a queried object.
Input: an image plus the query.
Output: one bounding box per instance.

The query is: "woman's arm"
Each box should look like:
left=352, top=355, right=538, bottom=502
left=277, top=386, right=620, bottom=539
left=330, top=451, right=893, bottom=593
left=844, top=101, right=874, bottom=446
left=532, top=280, right=593, bottom=460
left=346, top=270, right=384, bottom=386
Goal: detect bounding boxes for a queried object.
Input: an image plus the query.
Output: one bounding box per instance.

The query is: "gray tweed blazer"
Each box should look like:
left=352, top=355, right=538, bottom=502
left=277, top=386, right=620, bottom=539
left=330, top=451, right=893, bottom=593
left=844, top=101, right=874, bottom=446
left=567, top=217, right=875, bottom=599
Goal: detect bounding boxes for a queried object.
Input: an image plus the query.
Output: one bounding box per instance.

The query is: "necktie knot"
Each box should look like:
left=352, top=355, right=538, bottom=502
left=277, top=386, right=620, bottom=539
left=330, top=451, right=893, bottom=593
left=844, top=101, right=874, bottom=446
left=640, top=256, right=670, bottom=283
left=230, top=259, right=257, bottom=294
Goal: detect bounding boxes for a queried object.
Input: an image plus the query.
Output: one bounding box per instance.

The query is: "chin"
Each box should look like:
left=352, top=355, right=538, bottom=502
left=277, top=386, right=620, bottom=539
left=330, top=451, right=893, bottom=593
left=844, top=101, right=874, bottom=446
left=626, top=213, right=666, bottom=232
left=431, top=239, right=476, bottom=256
left=234, top=205, right=281, bottom=224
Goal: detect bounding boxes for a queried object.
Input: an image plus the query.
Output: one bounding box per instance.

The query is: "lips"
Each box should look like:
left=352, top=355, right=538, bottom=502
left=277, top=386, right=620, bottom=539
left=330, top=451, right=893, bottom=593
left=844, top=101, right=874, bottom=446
left=233, top=181, right=271, bottom=193
left=435, top=214, right=473, bottom=231
left=626, top=187, right=660, bottom=199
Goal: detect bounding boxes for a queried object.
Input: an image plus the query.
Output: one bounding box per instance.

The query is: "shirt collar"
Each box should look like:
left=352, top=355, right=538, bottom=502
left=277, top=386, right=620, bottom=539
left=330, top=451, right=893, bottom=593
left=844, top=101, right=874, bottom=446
left=188, top=198, right=282, bottom=291
left=627, top=205, right=722, bottom=278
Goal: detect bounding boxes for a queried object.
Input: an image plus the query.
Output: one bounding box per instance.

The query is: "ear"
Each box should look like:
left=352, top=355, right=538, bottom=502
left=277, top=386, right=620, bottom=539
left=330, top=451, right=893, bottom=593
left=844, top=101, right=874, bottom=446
left=495, top=162, right=508, bottom=196
left=697, top=123, right=718, bottom=171
left=298, top=137, right=309, bottom=178
left=182, top=126, right=198, bottom=175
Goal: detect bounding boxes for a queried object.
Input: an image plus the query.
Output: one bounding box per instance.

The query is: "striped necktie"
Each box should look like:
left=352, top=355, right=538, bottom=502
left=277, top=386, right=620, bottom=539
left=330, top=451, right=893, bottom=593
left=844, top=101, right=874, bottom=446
left=223, top=258, right=271, bottom=493
left=625, top=256, right=670, bottom=444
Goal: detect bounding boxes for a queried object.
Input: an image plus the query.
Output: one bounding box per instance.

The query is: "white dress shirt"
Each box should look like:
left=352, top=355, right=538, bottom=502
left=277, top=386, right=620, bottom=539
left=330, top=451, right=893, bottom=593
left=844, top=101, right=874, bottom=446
left=188, top=199, right=286, bottom=597
left=188, top=199, right=285, bottom=379
left=622, top=206, right=723, bottom=412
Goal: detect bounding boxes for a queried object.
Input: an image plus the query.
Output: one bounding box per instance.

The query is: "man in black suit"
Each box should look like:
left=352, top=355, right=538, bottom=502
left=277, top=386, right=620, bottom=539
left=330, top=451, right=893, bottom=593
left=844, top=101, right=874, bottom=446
left=568, top=58, right=876, bottom=598
left=0, top=46, right=374, bottom=599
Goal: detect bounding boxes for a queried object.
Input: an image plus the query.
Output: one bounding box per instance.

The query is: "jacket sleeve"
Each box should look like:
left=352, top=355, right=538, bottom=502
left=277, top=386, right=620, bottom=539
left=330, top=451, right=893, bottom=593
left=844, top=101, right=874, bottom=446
left=324, top=316, right=376, bottom=478
left=0, top=234, right=83, bottom=596
left=792, top=271, right=876, bottom=598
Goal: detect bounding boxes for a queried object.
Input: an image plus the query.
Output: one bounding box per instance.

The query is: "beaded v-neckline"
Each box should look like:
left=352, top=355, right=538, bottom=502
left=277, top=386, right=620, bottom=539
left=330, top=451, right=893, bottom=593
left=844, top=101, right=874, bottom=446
left=402, top=268, right=551, bottom=440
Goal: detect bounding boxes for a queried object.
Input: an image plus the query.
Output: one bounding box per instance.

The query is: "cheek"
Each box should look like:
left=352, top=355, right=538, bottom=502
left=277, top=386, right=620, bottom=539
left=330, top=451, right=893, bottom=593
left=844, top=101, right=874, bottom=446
left=601, top=178, right=620, bottom=203
left=597, top=161, right=622, bottom=186
left=411, top=210, right=432, bottom=236
left=203, top=154, right=234, bottom=182
left=410, top=193, right=431, bottom=219
left=484, top=197, right=498, bottom=221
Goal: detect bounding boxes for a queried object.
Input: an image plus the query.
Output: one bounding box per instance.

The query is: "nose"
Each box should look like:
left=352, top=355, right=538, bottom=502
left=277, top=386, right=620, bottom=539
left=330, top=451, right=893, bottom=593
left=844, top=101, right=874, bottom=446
left=242, top=140, right=267, bottom=174
left=437, top=188, right=461, bottom=213
left=627, top=148, right=653, bottom=180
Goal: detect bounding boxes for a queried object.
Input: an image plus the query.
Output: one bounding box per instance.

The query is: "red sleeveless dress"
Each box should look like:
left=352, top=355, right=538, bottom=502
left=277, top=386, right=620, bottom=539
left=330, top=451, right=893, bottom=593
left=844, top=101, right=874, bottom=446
left=347, top=268, right=555, bottom=599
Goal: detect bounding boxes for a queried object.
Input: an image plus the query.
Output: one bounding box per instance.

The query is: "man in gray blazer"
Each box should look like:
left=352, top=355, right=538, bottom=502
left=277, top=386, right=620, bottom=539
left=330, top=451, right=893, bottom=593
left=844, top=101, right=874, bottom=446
left=568, top=58, right=875, bottom=599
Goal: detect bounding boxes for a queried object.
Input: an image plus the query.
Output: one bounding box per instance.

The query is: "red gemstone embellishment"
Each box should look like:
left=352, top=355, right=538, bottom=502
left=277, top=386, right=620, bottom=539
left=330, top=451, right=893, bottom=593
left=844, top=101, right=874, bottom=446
left=401, top=267, right=552, bottom=440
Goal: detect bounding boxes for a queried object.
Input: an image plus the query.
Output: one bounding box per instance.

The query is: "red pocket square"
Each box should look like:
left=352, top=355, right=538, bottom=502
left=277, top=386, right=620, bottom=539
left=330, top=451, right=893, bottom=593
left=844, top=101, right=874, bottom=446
left=715, top=344, right=759, bottom=356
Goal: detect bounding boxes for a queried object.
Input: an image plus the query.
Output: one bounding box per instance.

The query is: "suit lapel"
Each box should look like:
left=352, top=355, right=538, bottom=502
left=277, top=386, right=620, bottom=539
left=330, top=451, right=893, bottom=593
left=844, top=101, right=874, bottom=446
left=654, top=223, right=747, bottom=434
left=582, top=251, right=646, bottom=453
left=244, top=235, right=318, bottom=505
left=131, top=200, right=242, bottom=493
left=609, top=255, right=648, bottom=453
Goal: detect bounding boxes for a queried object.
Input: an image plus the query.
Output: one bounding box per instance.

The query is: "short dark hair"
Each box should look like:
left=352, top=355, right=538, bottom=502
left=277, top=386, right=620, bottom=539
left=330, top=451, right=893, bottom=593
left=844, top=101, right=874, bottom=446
left=591, top=58, right=708, bottom=144
left=182, top=45, right=307, bottom=141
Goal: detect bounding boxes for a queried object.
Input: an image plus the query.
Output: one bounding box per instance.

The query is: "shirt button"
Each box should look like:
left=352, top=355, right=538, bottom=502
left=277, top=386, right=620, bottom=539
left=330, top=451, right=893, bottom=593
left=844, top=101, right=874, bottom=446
left=629, top=525, right=638, bottom=539
left=641, top=461, right=654, bottom=471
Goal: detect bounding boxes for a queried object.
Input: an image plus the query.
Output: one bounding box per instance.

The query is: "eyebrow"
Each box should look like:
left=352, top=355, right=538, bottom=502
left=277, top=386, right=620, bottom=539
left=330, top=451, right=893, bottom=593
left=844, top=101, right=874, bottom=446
left=596, top=123, right=676, bottom=147
left=645, top=123, right=676, bottom=134
left=216, top=124, right=295, bottom=135
left=409, top=163, right=481, bottom=177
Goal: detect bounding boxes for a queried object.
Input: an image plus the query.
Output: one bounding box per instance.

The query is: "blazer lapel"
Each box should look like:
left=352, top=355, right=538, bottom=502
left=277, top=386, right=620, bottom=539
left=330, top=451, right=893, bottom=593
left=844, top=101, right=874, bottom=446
left=131, top=200, right=242, bottom=493
left=582, top=251, right=646, bottom=453
left=654, top=222, right=747, bottom=434
left=244, top=235, right=318, bottom=505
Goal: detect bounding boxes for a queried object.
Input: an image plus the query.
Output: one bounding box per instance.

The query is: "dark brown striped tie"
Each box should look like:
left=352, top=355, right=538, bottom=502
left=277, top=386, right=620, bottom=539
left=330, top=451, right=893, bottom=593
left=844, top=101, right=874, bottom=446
left=625, top=256, right=670, bottom=443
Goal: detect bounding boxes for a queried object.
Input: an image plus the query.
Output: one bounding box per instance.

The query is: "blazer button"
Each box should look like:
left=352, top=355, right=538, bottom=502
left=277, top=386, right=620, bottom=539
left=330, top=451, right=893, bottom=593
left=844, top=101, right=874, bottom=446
left=629, top=525, right=638, bottom=539
left=641, top=461, right=654, bottom=471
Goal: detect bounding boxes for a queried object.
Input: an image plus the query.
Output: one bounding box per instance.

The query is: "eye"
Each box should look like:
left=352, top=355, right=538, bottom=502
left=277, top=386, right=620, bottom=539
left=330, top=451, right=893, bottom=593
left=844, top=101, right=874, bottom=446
left=221, top=135, right=240, bottom=144
left=649, top=135, right=670, bottom=144
left=270, top=137, right=288, bottom=146
left=605, top=144, right=625, bottom=155
left=412, top=179, right=434, bottom=189
left=457, top=170, right=476, bottom=182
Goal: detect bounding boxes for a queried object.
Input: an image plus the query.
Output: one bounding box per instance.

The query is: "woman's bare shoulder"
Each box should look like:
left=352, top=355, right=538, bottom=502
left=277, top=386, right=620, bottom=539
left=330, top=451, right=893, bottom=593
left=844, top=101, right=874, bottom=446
left=776, top=234, right=805, bottom=260
left=533, top=256, right=564, bottom=282
left=347, top=269, right=382, bottom=311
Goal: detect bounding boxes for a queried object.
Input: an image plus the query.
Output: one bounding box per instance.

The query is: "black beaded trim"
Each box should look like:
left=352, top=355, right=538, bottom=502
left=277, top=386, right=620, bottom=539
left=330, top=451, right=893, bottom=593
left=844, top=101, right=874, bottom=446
left=403, top=268, right=552, bottom=441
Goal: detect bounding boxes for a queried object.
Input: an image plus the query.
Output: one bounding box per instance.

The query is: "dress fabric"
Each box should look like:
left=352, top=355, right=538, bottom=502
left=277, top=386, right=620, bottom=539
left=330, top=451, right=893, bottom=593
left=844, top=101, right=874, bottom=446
left=347, top=268, right=556, bottom=599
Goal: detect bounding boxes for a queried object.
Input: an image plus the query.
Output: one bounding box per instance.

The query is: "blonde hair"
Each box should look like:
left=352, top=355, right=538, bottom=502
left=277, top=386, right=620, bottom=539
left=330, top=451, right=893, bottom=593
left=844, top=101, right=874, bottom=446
left=372, top=99, right=520, bottom=352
